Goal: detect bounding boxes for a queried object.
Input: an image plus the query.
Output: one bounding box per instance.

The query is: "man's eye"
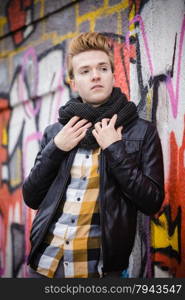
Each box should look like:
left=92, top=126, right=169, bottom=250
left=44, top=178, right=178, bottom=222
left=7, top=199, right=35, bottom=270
left=101, top=67, right=108, bottom=71
left=81, top=70, right=89, bottom=74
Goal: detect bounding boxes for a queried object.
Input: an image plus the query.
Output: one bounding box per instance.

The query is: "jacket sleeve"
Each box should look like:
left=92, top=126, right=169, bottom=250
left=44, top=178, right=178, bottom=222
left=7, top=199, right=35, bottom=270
left=103, top=123, right=165, bottom=215
left=22, top=125, right=67, bottom=210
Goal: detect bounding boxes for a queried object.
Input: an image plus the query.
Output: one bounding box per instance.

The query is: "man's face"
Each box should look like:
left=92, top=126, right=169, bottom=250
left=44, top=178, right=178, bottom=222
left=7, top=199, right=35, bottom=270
left=71, top=50, right=114, bottom=107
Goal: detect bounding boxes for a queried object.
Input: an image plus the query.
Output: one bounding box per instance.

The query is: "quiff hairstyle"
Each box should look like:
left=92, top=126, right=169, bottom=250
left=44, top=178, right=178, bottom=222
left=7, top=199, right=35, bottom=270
left=67, top=32, right=114, bottom=80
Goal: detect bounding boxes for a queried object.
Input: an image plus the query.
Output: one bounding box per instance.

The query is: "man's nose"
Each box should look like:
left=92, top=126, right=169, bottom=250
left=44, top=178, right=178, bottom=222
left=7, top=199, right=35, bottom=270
left=91, top=69, right=100, bottom=81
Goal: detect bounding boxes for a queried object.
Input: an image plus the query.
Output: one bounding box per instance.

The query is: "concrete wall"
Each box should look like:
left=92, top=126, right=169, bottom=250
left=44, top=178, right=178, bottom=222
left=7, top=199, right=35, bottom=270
left=0, top=0, right=184, bottom=277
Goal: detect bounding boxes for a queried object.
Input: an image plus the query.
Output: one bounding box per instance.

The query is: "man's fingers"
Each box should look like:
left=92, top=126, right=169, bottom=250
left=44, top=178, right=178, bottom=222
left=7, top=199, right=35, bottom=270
left=92, top=129, right=98, bottom=139
left=73, top=119, right=92, bottom=131
left=109, top=114, right=117, bottom=127
left=73, top=124, right=88, bottom=138
left=83, top=122, right=92, bottom=129
left=74, top=122, right=91, bottom=137
left=75, top=128, right=88, bottom=142
left=94, top=122, right=102, bottom=132
left=66, top=116, right=80, bottom=128
left=101, top=118, right=110, bottom=128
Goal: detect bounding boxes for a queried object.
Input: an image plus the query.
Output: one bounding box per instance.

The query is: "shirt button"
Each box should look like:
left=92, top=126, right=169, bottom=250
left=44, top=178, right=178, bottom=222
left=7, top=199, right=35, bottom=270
left=71, top=219, right=75, bottom=223
left=86, top=155, right=89, bottom=159
left=82, top=177, right=86, bottom=181
left=66, top=240, right=69, bottom=245
left=77, top=197, right=81, bottom=201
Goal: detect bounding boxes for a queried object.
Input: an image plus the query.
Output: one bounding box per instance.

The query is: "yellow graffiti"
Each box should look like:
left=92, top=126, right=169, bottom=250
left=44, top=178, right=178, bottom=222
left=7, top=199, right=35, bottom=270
left=117, top=12, right=122, bottom=35
left=129, top=2, right=136, bottom=35
left=146, top=87, right=153, bottom=120
left=2, top=127, right=8, bottom=145
left=10, top=147, right=22, bottom=187
left=38, top=0, right=45, bottom=18
left=0, top=16, right=6, bottom=35
left=76, top=0, right=129, bottom=32
left=0, top=16, right=6, bottom=53
left=151, top=213, right=179, bottom=252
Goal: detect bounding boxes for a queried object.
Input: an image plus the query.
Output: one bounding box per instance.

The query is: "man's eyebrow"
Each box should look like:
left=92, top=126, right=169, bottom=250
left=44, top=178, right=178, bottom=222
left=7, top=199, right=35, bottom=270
left=98, top=62, right=109, bottom=66
left=79, top=62, right=110, bottom=70
left=79, top=65, right=90, bottom=70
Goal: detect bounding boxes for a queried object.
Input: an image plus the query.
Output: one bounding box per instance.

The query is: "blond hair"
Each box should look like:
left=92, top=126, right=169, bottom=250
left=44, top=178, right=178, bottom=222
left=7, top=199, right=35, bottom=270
left=67, top=32, right=114, bottom=79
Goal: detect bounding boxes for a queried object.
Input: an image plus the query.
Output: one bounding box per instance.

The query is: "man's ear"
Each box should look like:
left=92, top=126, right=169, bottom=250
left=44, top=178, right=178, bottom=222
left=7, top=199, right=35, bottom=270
left=70, top=79, right=78, bottom=92
left=113, top=74, right=115, bottom=86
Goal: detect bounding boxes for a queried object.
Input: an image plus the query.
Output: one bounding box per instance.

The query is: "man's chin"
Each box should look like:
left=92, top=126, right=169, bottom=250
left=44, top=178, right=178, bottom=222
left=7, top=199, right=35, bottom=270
left=84, top=93, right=111, bottom=106
left=87, top=98, right=108, bottom=107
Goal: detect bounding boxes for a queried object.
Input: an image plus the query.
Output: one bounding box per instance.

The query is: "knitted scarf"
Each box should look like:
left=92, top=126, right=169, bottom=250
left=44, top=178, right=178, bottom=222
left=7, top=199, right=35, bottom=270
left=58, top=87, right=138, bottom=149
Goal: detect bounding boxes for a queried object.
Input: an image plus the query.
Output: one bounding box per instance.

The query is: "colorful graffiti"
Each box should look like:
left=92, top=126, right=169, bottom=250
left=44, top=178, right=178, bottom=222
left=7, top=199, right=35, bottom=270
left=6, top=0, right=35, bottom=47
left=0, top=0, right=185, bottom=278
left=151, top=119, right=185, bottom=277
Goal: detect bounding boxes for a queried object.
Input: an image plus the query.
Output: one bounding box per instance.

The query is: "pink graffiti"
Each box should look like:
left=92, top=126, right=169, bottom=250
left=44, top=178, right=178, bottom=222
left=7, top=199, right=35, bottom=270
left=18, top=47, right=41, bottom=118
left=127, top=15, right=185, bottom=118
left=166, top=17, right=185, bottom=118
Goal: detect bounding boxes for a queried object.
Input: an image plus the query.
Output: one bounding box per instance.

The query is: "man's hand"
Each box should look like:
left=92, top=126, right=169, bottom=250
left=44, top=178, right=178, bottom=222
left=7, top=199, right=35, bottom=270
left=92, top=114, right=123, bottom=150
left=54, top=116, right=92, bottom=151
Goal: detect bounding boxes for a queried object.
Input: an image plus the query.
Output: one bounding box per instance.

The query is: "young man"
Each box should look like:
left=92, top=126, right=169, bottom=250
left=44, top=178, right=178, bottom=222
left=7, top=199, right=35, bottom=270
left=22, top=32, right=164, bottom=278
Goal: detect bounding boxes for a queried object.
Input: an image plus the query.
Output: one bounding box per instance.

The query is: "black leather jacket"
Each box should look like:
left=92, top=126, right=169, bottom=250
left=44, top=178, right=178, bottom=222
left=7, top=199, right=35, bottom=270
left=22, top=117, right=164, bottom=272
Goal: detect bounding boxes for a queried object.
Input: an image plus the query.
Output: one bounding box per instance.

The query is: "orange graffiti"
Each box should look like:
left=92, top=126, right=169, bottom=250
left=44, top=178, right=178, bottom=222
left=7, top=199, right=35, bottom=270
left=153, top=116, right=185, bottom=277
left=0, top=98, right=33, bottom=276
left=113, top=40, right=136, bottom=99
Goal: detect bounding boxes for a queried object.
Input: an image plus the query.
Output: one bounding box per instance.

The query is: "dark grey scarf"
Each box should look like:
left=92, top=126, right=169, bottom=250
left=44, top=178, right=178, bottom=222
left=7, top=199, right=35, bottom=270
left=58, top=87, right=138, bottom=149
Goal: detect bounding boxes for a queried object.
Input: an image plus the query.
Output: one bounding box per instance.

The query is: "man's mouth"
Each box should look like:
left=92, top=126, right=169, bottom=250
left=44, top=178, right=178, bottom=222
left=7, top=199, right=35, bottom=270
left=91, top=85, right=103, bottom=90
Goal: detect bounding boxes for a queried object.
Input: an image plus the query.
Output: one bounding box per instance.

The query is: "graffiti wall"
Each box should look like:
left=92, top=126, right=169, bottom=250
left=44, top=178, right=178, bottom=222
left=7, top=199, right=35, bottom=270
left=0, top=0, right=184, bottom=278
